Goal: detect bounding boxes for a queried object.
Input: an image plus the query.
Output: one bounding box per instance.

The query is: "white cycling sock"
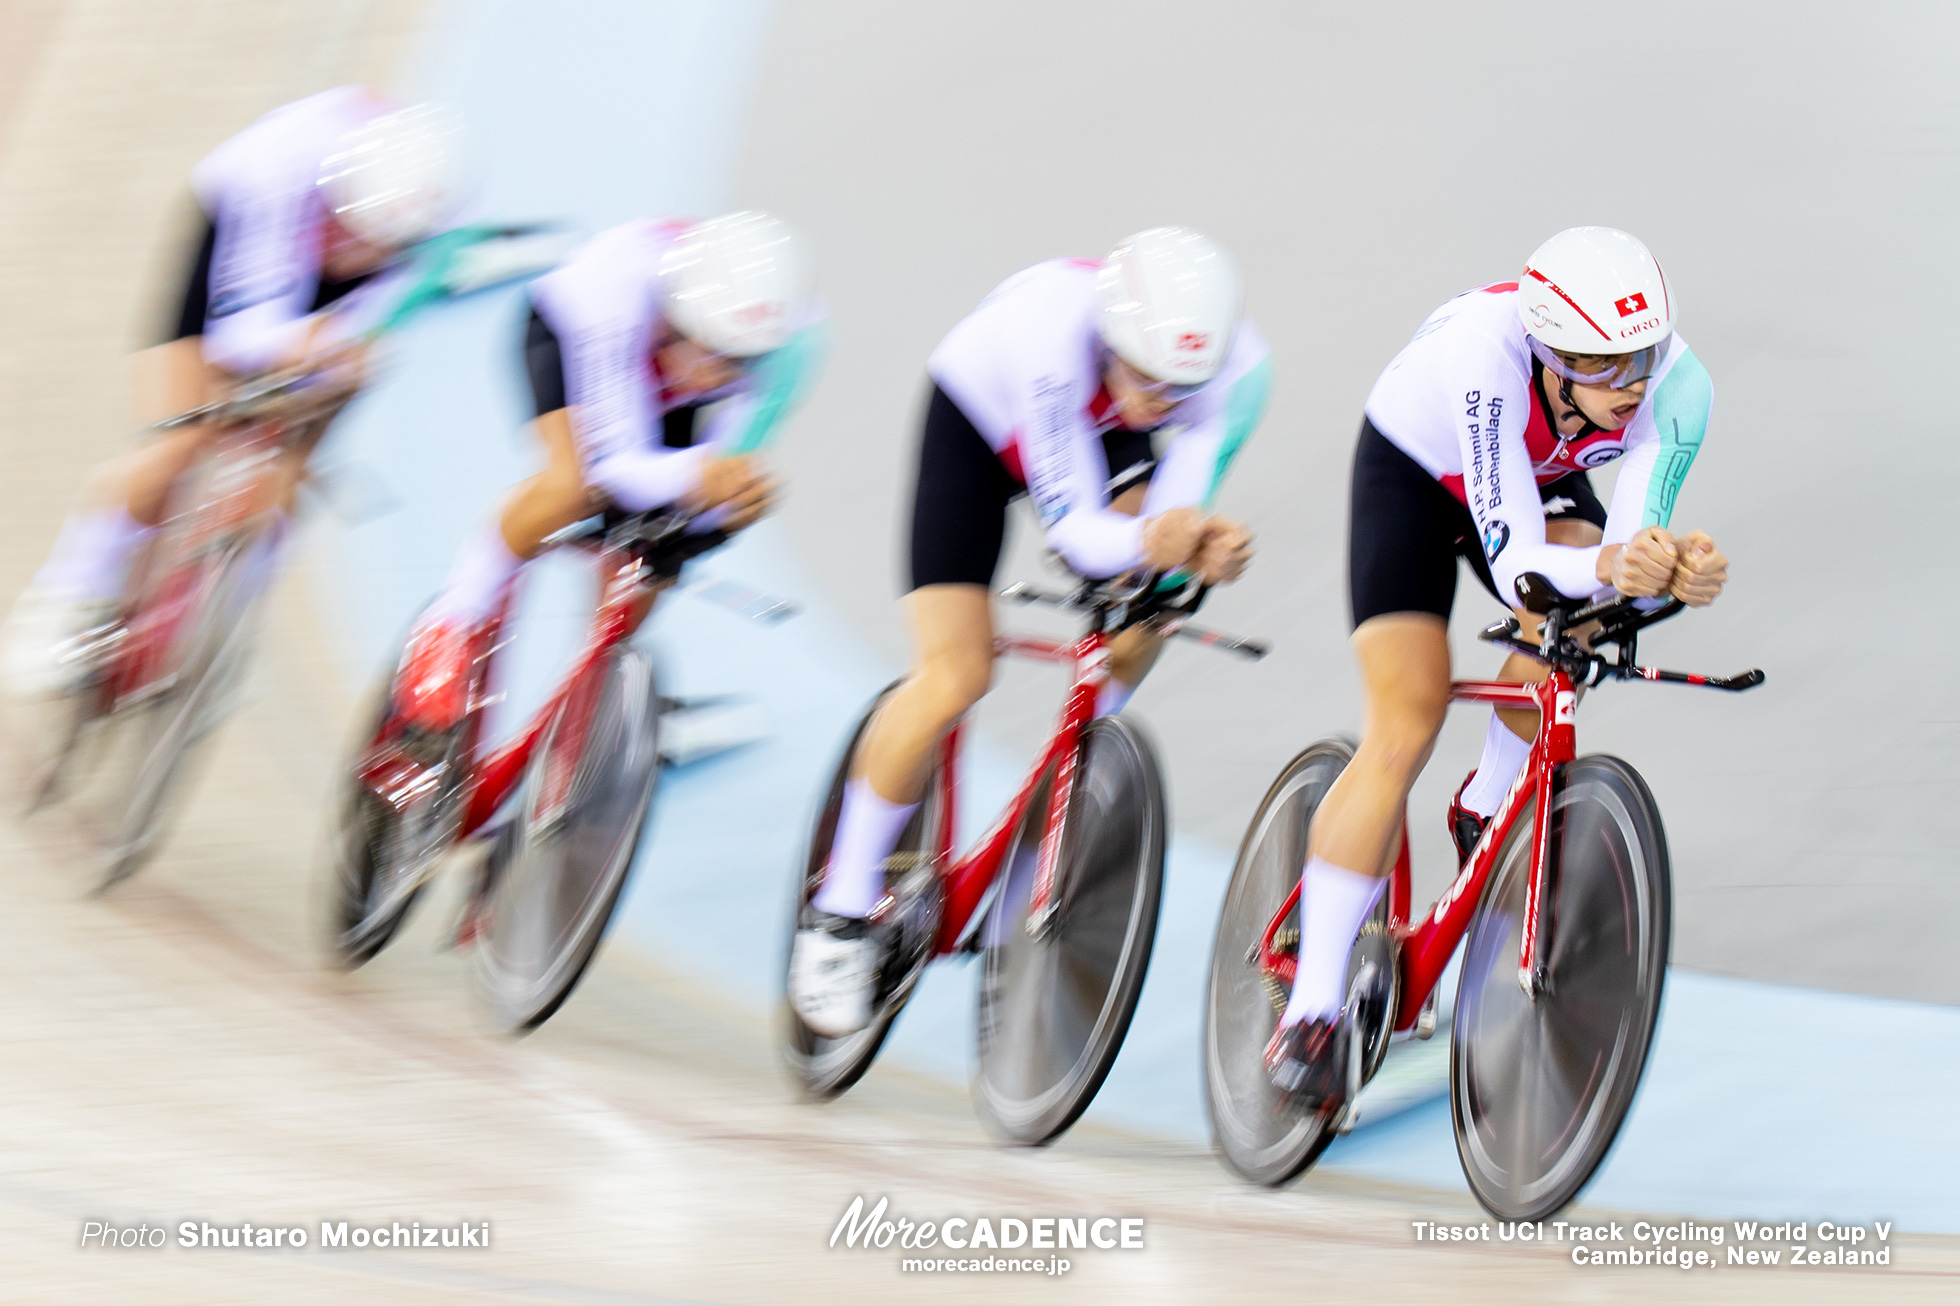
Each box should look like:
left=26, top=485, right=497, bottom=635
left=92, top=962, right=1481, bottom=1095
left=32, top=507, right=154, bottom=600
left=425, top=523, right=522, bottom=627
left=1095, top=678, right=1135, bottom=718
left=1281, top=857, right=1386, bottom=1026
left=812, top=778, right=920, bottom=919
left=1460, top=711, right=1533, bottom=819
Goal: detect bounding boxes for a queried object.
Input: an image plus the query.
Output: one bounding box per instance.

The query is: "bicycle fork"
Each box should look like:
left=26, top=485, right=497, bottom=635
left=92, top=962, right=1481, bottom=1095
left=1515, top=671, right=1577, bottom=1000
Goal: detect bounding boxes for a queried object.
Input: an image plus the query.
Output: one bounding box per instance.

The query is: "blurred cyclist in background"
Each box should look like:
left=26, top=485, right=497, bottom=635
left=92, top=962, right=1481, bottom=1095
left=5, top=86, right=463, bottom=694
left=388, top=211, right=824, bottom=740
left=789, top=227, right=1272, bottom=1038
left=1267, top=227, right=1729, bottom=1108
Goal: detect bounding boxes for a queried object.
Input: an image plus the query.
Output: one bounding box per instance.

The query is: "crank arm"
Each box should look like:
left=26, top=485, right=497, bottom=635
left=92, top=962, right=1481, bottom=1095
left=1335, top=960, right=1378, bottom=1135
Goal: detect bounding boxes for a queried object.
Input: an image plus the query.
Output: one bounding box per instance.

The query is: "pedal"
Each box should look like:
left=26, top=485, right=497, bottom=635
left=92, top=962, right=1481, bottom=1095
left=1415, top=986, right=1438, bottom=1040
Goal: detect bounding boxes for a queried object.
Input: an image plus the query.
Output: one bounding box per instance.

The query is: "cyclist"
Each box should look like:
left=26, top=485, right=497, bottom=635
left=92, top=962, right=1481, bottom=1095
left=1266, top=227, right=1729, bottom=1107
left=390, top=211, right=824, bottom=736
left=5, top=87, right=462, bottom=695
left=789, top=227, right=1272, bottom=1038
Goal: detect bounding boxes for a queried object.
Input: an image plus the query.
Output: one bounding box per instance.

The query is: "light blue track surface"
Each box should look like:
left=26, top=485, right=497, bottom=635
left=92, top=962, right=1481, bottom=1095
left=306, top=0, right=1960, bottom=1233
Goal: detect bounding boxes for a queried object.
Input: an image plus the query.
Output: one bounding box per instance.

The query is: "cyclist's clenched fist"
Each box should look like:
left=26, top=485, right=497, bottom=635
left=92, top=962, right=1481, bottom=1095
left=1602, top=526, right=1680, bottom=599
left=1194, top=517, right=1253, bottom=584
left=688, top=453, right=778, bottom=531
left=1668, top=530, right=1728, bottom=607
left=1141, top=507, right=1206, bottom=573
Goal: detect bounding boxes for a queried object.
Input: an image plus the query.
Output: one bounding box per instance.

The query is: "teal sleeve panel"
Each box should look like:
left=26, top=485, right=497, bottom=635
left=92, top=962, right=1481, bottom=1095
left=372, top=226, right=485, bottom=338
left=730, top=321, right=831, bottom=454
left=1205, top=354, right=1273, bottom=509
left=1642, top=347, right=1711, bottom=530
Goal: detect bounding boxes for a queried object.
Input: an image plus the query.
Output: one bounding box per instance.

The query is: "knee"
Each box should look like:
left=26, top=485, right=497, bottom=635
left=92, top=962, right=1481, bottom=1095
left=1361, top=697, right=1448, bottom=782
left=1107, top=632, right=1162, bottom=685
left=518, top=468, right=592, bottom=529
left=912, top=648, right=994, bottom=723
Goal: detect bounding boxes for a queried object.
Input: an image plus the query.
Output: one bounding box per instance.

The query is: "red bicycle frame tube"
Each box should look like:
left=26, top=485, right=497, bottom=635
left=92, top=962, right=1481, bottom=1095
left=1252, top=668, right=1579, bottom=1034
left=456, top=545, right=654, bottom=838
left=109, top=425, right=291, bottom=705
left=926, top=630, right=1109, bottom=955
left=1386, top=668, right=1577, bottom=1029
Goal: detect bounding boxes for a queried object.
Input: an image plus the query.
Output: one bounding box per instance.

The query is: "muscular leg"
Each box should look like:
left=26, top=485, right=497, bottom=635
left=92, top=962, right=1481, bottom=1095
left=423, top=409, right=594, bottom=627
left=28, top=342, right=219, bottom=604
left=1310, top=614, right=1453, bottom=876
left=810, top=585, right=994, bottom=919
left=499, top=408, right=597, bottom=559
left=857, top=585, right=994, bottom=804
left=1281, top=613, right=1451, bottom=1025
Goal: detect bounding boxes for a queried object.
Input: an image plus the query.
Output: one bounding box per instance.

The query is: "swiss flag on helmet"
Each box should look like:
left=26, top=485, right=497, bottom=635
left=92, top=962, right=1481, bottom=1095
left=1613, top=292, right=1648, bottom=318
left=1175, top=331, right=1210, bottom=352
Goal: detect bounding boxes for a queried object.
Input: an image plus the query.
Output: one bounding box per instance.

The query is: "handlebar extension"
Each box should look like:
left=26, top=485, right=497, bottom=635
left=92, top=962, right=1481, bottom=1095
left=1000, top=572, right=1267, bottom=660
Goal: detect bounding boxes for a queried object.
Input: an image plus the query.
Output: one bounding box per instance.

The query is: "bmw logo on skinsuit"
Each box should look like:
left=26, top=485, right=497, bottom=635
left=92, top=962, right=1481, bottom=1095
left=1482, top=520, right=1511, bottom=561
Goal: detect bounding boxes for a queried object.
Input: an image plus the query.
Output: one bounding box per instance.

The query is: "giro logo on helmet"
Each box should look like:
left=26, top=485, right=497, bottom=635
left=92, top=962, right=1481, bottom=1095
left=1614, top=292, right=1648, bottom=318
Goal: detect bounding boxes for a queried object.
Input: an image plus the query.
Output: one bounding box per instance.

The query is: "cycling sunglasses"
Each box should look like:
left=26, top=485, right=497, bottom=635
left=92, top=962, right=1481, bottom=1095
left=1528, top=336, right=1664, bottom=391
left=1109, top=355, right=1207, bottom=405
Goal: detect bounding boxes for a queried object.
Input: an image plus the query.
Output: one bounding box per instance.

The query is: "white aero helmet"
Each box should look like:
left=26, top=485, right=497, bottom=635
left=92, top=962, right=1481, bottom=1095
left=1097, top=226, right=1242, bottom=389
left=1517, top=226, right=1673, bottom=390
left=317, top=102, right=466, bottom=248
left=660, top=210, right=814, bottom=358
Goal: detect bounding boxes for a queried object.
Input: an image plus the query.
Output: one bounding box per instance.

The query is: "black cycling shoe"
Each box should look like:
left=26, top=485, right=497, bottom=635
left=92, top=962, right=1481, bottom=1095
left=1448, top=769, right=1491, bottom=867
left=1264, top=1015, right=1350, bottom=1111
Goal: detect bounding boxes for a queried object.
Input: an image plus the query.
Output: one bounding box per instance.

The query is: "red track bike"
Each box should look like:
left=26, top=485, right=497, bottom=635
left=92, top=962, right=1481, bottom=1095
left=29, top=224, right=571, bottom=891
left=34, top=370, right=354, bottom=889
left=1204, top=574, right=1762, bottom=1219
left=328, top=508, right=731, bottom=1032
left=784, top=571, right=1264, bottom=1143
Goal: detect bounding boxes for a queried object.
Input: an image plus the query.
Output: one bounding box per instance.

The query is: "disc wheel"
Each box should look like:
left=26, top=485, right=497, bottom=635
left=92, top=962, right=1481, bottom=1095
left=972, top=715, right=1166, bottom=1146
left=83, top=538, right=264, bottom=891
left=781, top=682, right=943, bottom=1099
left=475, top=647, right=663, bottom=1033
left=1204, top=738, right=1396, bottom=1186
left=1451, top=755, right=1670, bottom=1221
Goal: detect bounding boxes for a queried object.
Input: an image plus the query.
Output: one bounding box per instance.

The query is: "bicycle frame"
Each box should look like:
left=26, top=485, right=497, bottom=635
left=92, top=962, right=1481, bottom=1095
left=1256, top=667, right=1579, bottom=1028
left=454, top=542, right=658, bottom=839
left=107, top=424, right=290, bottom=706
left=923, top=627, right=1112, bottom=956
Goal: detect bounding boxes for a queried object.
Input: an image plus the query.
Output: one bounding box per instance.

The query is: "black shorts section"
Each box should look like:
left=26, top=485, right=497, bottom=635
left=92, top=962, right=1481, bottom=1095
left=523, top=306, right=568, bottom=417
left=165, top=211, right=218, bottom=344
left=166, top=206, right=380, bottom=345
left=1347, top=417, right=1604, bottom=627
left=908, top=384, right=1023, bottom=591
left=309, top=267, right=375, bottom=314
left=660, top=403, right=699, bottom=449
left=1102, top=426, right=1157, bottom=500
